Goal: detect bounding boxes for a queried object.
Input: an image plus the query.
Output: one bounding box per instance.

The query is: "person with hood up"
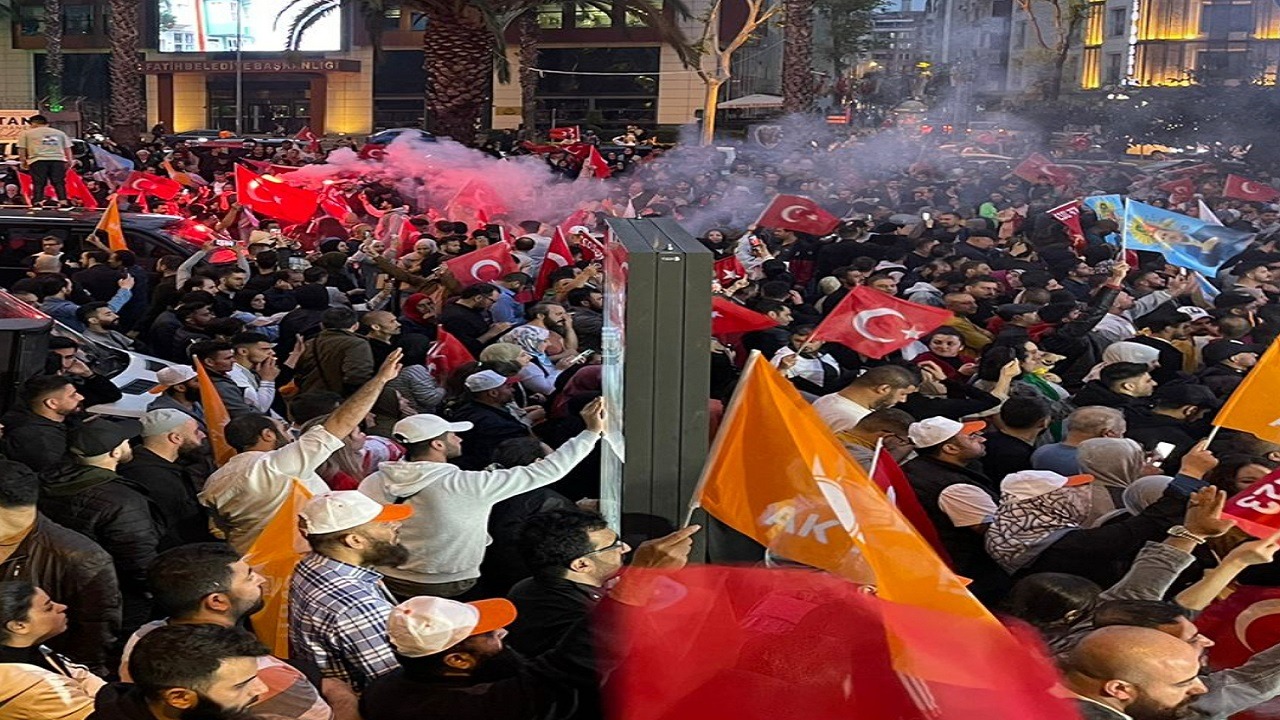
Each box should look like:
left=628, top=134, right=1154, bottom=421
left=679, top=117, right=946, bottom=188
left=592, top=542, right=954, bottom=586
left=358, top=399, right=607, bottom=602
left=984, top=470, right=1194, bottom=587
left=275, top=283, right=331, bottom=360
left=1080, top=341, right=1160, bottom=383
left=1076, top=438, right=1158, bottom=523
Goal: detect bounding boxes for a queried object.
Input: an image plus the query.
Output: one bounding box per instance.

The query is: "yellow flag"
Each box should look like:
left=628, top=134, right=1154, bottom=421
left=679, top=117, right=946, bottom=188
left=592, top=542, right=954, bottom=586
left=1213, top=337, right=1280, bottom=443
left=193, top=359, right=235, bottom=466
left=694, top=353, right=1009, bottom=685
left=94, top=196, right=127, bottom=252
left=244, top=480, right=312, bottom=657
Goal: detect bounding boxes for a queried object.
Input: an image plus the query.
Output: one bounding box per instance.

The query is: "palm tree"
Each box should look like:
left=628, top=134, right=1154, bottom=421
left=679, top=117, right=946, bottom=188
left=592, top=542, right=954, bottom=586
left=43, top=0, right=63, bottom=112
left=108, top=0, right=144, bottom=147
left=282, top=0, right=693, bottom=145
left=781, top=0, right=815, bottom=113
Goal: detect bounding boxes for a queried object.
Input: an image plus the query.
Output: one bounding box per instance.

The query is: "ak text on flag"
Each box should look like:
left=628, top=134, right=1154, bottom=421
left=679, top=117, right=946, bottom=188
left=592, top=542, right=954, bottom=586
left=809, top=286, right=951, bottom=358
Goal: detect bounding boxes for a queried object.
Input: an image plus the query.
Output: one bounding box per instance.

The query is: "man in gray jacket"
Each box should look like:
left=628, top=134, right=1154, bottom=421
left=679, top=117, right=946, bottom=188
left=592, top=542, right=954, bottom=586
left=359, top=398, right=606, bottom=601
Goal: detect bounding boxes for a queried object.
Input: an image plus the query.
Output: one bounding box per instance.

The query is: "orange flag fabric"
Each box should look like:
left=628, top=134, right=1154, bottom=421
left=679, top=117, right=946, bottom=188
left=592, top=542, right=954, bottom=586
left=193, top=360, right=235, bottom=466
left=243, top=479, right=313, bottom=657
left=692, top=352, right=1011, bottom=685
left=1213, top=337, right=1280, bottom=443
left=96, top=196, right=128, bottom=252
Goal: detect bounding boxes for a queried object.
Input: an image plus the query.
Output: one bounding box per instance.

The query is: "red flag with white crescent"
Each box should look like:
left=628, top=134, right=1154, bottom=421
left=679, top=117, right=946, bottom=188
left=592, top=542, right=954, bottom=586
left=711, top=296, right=778, bottom=336
left=714, top=255, right=747, bottom=285
left=534, top=229, right=574, bottom=297
left=810, top=286, right=952, bottom=359
left=1157, top=176, right=1196, bottom=205
left=756, top=194, right=839, bottom=235
left=427, top=328, right=475, bottom=382
left=1224, top=174, right=1280, bottom=202
left=117, top=171, right=182, bottom=200
left=234, top=164, right=319, bottom=224
left=1194, top=584, right=1280, bottom=720
left=444, top=241, right=519, bottom=285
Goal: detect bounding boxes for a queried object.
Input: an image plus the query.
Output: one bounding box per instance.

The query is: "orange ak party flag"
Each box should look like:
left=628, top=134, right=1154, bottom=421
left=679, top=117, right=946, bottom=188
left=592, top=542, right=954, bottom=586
left=690, top=353, right=1067, bottom=697
left=243, top=479, right=312, bottom=657
left=193, top=360, right=235, bottom=466
left=95, top=196, right=128, bottom=252
left=1212, top=337, right=1280, bottom=443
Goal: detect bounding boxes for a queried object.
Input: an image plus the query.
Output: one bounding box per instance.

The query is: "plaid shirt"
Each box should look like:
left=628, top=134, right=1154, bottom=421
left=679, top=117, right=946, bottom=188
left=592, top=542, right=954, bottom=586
left=288, top=552, right=398, bottom=690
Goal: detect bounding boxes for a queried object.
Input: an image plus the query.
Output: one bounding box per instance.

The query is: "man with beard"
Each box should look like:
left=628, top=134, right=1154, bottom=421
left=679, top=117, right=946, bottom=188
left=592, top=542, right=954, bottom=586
left=1061, top=626, right=1207, bottom=720
left=77, top=301, right=136, bottom=352
left=113, top=543, right=353, bottom=720
left=812, top=364, right=920, bottom=434
left=0, top=374, right=84, bottom=471
left=771, top=325, right=849, bottom=398
left=360, top=525, right=699, bottom=720
left=360, top=400, right=606, bottom=601
left=119, top=410, right=215, bottom=548
left=514, top=302, right=579, bottom=365
left=288, top=490, right=414, bottom=692
left=88, top=624, right=269, bottom=720
left=200, top=351, right=403, bottom=553
left=147, top=366, right=205, bottom=425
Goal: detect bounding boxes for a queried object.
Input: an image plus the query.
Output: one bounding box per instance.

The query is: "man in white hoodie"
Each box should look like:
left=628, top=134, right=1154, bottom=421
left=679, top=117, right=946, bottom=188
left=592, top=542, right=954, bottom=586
left=360, top=398, right=607, bottom=601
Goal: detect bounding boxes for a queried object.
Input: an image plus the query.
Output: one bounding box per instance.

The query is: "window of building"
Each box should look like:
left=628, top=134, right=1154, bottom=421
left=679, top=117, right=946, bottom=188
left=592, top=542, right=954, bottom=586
left=1108, top=7, right=1126, bottom=36
left=1013, top=20, right=1025, bottom=48
left=410, top=12, right=428, bottom=30
left=1197, top=49, right=1249, bottom=77
left=374, top=50, right=427, bottom=130
left=573, top=4, right=613, bottom=28
left=382, top=6, right=402, bottom=30
left=18, top=5, right=43, bottom=36
left=537, top=2, right=565, bottom=28
left=1200, top=2, right=1252, bottom=35
left=1104, top=52, right=1123, bottom=83
left=63, top=5, right=94, bottom=34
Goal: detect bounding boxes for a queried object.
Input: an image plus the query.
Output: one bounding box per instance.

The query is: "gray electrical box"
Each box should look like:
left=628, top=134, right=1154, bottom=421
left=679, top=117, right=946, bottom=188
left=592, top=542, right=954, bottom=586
left=599, top=218, right=712, bottom=530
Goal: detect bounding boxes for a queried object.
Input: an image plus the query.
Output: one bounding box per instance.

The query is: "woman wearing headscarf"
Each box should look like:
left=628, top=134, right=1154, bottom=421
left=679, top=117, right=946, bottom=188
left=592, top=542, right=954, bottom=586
left=480, top=342, right=555, bottom=397
left=399, top=292, right=437, bottom=337
left=505, top=324, right=564, bottom=387
left=387, top=334, right=445, bottom=414
left=1077, top=437, right=1154, bottom=522
left=984, top=469, right=1190, bottom=586
left=1081, top=341, right=1160, bottom=382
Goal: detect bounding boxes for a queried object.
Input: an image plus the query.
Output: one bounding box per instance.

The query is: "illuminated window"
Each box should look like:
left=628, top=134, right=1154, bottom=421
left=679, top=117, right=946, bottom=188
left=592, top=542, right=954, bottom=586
left=537, top=3, right=565, bottom=28
left=573, top=3, right=613, bottom=28
left=382, top=6, right=402, bottom=30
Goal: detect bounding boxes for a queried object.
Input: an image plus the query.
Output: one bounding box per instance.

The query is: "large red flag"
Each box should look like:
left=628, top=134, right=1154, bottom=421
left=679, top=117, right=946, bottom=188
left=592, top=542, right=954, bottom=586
left=711, top=296, right=777, bottom=336
left=869, top=447, right=952, bottom=564
left=234, top=164, right=319, bottom=224
left=756, top=194, right=839, bottom=236
left=18, top=168, right=97, bottom=208
left=1224, top=174, right=1280, bottom=203
left=534, top=229, right=574, bottom=297
left=446, top=179, right=508, bottom=219
left=117, top=171, right=182, bottom=200
left=294, top=126, right=322, bottom=153
left=1047, top=200, right=1087, bottom=251
left=427, top=327, right=475, bottom=382
left=444, top=242, right=519, bottom=285
left=1193, top=584, right=1280, bottom=720
left=603, top=566, right=1077, bottom=720
left=318, top=186, right=353, bottom=221
left=578, top=145, right=613, bottom=179
left=713, top=256, right=747, bottom=286
left=810, top=286, right=952, bottom=358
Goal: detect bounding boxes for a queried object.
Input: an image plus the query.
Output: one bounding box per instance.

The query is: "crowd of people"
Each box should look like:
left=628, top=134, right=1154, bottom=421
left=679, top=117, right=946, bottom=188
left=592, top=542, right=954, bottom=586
left=3, top=113, right=1280, bottom=719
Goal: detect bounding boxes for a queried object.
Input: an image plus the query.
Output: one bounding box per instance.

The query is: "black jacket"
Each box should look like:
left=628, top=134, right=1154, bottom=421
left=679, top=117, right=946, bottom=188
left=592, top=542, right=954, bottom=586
left=72, top=264, right=124, bottom=302
left=1196, top=365, right=1246, bottom=397
left=505, top=573, right=604, bottom=657
left=39, top=464, right=161, bottom=629
left=360, top=605, right=597, bottom=720
left=0, top=408, right=70, bottom=471
left=0, top=515, right=121, bottom=676
left=117, top=447, right=215, bottom=549
left=86, top=683, right=154, bottom=720
left=1070, top=381, right=1141, bottom=411
left=1124, top=406, right=1202, bottom=471
left=446, top=402, right=533, bottom=470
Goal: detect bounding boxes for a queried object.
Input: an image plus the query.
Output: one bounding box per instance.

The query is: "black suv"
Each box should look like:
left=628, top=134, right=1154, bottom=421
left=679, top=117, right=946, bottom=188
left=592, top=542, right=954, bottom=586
left=0, top=209, right=198, bottom=287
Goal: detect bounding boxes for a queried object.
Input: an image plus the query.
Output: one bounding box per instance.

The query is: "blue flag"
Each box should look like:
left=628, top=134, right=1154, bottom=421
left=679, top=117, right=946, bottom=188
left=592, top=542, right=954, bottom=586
left=90, top=144, right=134, bottom=185
left=1082, top=194, right=1124, bottom=224
left=1121, top=199, right=1254, bottom=275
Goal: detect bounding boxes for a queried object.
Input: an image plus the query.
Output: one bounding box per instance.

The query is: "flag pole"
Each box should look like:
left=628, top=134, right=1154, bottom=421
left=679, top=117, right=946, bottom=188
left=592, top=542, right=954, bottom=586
left=1205, top=425, right=1222, bottom=448
left=1118, top=198, right=1129, bottom=257
left=682, top=350, right=763, bottom=529
left=867, top=436, right=885, bottom=479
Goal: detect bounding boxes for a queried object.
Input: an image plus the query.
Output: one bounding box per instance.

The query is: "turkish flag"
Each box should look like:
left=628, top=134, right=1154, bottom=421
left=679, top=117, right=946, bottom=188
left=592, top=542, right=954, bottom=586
left=714, top=255, right=747, bottom=285
left=1047, top=200, right=1086, bottom=251
left=1157, top=176, right=1196, bottom=204
left=756, top=194, right=839, bottom=236
left=1194, top=584, right=1280, bottom=720
left=117, top=171, right=182, bottom=200
left=1224, top=174, right=1280, bottom=202
left=578, top=145, right=612, bottom=179
left=444, top=242, right=519, bottom=285
left=548, top=126, right=580, bottom=142
left=234, top=165, right=319, bottom=224
left=711, top=296, right=777, bottom=336
left=18, top=168, right=98, bottom=208
left=319, top=187, right=353, bottom=221
left=870, top=448, right=952, bottom=565
left=294, top=126, right=322, bottom=153
left=1223, top=467, right=1280, bottom=538
left=446, top=179, right=508, bottom=219
left=427, top=327, right=475, bottom=382
left=811, top=286, right=952, bottom=359
left=534, top=229, right=574, bottom=297
left=1011, top=153, right=1081, bottom=186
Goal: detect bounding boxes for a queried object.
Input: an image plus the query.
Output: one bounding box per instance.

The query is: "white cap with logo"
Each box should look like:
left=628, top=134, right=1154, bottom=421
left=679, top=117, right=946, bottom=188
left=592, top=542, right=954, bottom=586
left=906, top=417, right=987, bottom=449
left=388, top=596, right=518, bottom=657
left=298, top=491, right=414, bottom=535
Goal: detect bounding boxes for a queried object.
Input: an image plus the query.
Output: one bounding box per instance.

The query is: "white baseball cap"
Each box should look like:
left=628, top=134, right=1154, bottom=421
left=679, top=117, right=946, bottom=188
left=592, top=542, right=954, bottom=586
left=149, top=365, right=197, bottom=393
left=140, top=408, right=194, bottom=438
left=1000, top=470, right=1094, bottom=504
left=906, top=417, right=987, bottom=449
left=464, top=370, right=516, bottom=393
left=1177, top=305, right=1211, bottom=322
left=388, top=596, right=518, bottom=657
left=392, top=414, right=473, bottom=444
left=298, top=491, right=413, bottom=535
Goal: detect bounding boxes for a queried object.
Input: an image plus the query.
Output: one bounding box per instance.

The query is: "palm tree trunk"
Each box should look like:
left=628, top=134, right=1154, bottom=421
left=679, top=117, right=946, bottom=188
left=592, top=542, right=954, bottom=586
left=108, top=0, right=144, bottom=148
left=781, top=0, right=814, bottom=113
left=518, top=10, right=539, bottom=137
left=43, top=0, right=63, bottom=112
left=422, top=9, right=494, bottom=144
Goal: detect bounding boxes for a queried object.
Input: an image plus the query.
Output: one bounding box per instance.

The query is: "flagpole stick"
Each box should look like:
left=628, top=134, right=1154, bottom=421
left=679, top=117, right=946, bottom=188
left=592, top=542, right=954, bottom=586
left=682, top=350, right=764, bottom=529
left=1205, top=425, right=1222, bottom=448
left=867, top=436, right=885, bottom=480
